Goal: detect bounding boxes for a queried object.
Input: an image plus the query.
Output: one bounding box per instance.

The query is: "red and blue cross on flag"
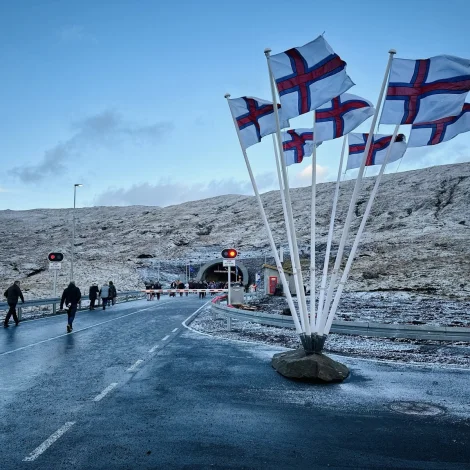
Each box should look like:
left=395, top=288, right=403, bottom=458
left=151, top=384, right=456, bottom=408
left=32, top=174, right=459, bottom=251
left=281, top=129, right=321, bottom=166
left=408, top=103, right=470, bottom=147
left=347, top=133, right=407, bottom=170
left=270, top=36, right=354, bottom=120
left=380, top=55, right=470, bottom=125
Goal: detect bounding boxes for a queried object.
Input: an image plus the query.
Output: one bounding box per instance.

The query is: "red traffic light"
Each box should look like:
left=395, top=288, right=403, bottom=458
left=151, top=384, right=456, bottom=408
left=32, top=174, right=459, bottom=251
left=221, top=248, right=237, bottom=259
left=48, top=252, right=64, bottom=262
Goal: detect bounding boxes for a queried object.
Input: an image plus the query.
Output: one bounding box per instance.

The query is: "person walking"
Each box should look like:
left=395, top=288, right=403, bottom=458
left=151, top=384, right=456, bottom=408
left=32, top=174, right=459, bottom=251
left=3, top=280, right=24, bottom=328
left=109, top=281, right=117, bottom=306
left=60, top=281, right=82, bottom=333
left=89, top=283, right=99, bottom=310
left=99, top=283, right=110, bottom=310
left=154, top=281, right=162, bottom=300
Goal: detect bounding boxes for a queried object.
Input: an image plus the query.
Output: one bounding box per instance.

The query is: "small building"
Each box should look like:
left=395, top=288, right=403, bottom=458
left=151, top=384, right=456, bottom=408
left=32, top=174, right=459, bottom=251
left=262, top=264, right=296, bottom=296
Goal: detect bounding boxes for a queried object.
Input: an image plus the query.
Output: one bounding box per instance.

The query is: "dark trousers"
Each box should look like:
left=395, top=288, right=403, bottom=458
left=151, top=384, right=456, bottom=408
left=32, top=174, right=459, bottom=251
left=102, top=297, right=108, bottom=309
left=4, top=302, right=19, bottom=326
left=67, top=303, right=78, bottom=327
left=90, top=298, right=96, bottom=310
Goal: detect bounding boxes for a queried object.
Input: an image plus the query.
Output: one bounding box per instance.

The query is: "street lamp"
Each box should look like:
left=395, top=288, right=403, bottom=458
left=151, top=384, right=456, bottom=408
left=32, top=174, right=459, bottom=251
left=71, top=184, right=83, bottom=281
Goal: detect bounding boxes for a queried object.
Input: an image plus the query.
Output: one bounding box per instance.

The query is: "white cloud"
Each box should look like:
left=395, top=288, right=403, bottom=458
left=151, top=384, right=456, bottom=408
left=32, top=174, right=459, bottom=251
left=290, top=163, right=330, bottom=188
left=93, top=172, right=277, bottom=207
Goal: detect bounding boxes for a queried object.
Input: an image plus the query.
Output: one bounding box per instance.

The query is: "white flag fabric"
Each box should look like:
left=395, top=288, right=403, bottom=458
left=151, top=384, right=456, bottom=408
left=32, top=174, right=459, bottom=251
left=408, top=103, right=470, bottom=147
left=347, top=133, right=407, bottom=170
left=315, top=92, right=374, bottom=141
left=228, top=96, right=289, bottom=150
left=270, top=35, right=354, bottom=120
left=380, top=55, right=470, bottom=125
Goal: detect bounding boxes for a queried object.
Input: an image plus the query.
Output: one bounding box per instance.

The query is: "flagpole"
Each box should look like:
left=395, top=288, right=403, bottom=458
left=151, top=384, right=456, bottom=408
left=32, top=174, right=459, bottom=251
left=324, top=124, right=400, bottom=335
left=309, top=111, right=317, bottom=330
left=271, top=134, right=306, bottom=328
left=317, top=49, right=396, bottom=336
left=265, top=49, right=310, bottom=336
left=314, top=135, right=347, bottom=333
left=225, top=94, right=303, bottom=334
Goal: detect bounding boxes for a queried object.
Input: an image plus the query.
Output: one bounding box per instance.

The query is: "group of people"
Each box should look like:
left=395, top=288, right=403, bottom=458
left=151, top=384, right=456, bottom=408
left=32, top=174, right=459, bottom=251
left=2, top=280, right=117, bottom=334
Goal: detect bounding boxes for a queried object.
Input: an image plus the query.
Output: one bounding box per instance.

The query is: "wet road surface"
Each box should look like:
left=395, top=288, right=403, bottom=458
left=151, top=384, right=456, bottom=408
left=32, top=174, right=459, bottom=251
left=1, top=297, right=469, bottom=469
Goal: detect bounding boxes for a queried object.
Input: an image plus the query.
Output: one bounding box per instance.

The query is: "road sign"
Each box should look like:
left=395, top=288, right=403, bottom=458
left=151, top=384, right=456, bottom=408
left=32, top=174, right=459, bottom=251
left=49, top=262, right=62, bottom=270
left=223, top=259, right=236, bottom=267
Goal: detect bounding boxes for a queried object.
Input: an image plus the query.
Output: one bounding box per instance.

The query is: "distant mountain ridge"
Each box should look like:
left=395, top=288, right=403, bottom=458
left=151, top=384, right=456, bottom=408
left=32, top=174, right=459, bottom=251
left=1, top=162, right=469, bottom=300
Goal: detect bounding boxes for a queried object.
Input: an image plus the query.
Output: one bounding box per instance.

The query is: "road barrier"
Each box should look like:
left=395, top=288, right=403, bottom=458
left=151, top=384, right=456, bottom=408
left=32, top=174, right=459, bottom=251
left=0, top=290, right=145, bottom=321
left=210, top=298, right=470, bottom=342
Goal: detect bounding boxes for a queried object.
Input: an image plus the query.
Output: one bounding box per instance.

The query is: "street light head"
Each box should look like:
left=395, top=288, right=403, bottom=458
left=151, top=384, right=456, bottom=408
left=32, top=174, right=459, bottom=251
left=74, top=183, right=83, bottom=187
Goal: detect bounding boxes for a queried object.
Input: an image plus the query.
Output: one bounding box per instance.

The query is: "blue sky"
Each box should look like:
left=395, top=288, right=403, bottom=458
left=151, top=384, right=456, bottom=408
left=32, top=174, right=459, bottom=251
left=1, top=0, right=469, bottom=210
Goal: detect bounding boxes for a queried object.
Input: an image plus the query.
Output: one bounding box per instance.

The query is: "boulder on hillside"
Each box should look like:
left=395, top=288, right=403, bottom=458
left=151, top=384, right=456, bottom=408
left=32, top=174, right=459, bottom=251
left=272, top=348, right=349, bottom=383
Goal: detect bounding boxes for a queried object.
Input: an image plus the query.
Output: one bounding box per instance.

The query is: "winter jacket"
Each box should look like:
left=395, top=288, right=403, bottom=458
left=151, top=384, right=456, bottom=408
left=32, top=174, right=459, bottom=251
left=4, top=284, right=24, bottom=305
left=89, top=285, right=99, bottom=300
left=100, top=285, right=110, bottom=298
left=60, top=283, right=82, bottom=309
left=109, top=284, right=117, bottom=298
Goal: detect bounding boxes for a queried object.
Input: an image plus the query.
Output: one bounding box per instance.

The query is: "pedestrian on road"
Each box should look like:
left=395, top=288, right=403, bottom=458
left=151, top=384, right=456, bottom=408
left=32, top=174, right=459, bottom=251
left=99, top=283, right=110, bottom=310
left=154, top=281, right=162, bottom=300
left=3, top=280, right=24, bottom=328
left=109, top=281, right=117, bottom=306
left=178, top=280, right=185, bottom=297
left=60, top=281, right=82, bottom=333
left=89, top=283, right=99, bottom=310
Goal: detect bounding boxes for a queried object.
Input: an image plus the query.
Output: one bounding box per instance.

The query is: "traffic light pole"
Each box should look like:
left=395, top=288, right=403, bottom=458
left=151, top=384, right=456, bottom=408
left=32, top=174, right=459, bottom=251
left=228, top=266, right=231, bottom=305
left=53, top=270, right=57, bottom=314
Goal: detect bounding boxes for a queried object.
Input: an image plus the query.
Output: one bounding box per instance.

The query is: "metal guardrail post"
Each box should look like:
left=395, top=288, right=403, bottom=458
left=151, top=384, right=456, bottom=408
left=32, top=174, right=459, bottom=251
left=227, top=316, right=232, bottom=331
left=53, top=303, right=56, bottom=315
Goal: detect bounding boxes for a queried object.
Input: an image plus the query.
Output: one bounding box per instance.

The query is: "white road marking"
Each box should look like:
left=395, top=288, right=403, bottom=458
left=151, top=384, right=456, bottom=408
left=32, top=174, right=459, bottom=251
left=0, top=302, right=171, bottom=357
left=172, top=328, right=179, bottom=333
left=182, top=301, right=211, bottom=329
left=93, top=383, right=118, bottom=402
left=148, top=344, right=160, bottom=353
left=127, top=360, right=144, bottom=372
left=162, top=335, right=170, bottom=341
left=23, top=421, right=75, bottom=462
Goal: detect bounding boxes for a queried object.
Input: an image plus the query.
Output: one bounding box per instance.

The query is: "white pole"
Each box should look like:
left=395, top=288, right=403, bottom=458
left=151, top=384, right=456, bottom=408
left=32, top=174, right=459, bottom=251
left=279, top=246, right=284, bottom=263
left=314, top=136, right=347, bottom=333
left=71, top=185, right=76, bottom=281
left=53, top=269, right=57, bottom=297
left=309, top=110, right=317, bottom=330
left=324, top=125, right=400, bottom=334
left=265, top=49, right=310, bottom=335
left=228, top=266, right=231, bottom=305
left=225, top=94, right=303, bottom=333
left=317, top=49, right=396, bottom=335
left=271, top=133, right=306, bottom=330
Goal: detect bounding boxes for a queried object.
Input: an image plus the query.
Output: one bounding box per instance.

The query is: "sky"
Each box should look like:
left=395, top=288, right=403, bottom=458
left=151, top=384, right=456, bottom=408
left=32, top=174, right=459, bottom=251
left=1, top=0, right=469, bottom=211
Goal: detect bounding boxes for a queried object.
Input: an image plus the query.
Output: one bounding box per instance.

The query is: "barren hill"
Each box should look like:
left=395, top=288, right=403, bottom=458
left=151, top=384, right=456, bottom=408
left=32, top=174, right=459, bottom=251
left=1, top=162, right=469, bottom=300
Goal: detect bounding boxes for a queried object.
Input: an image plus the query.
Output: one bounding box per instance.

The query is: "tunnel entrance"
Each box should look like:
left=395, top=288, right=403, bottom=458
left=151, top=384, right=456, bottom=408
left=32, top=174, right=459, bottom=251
left=197, top=259, right=249, bottom=285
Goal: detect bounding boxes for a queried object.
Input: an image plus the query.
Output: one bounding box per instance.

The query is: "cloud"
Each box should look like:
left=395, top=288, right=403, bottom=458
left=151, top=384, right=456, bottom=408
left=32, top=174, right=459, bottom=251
left=11, top=110, right=173, bottom=183
left=290, top=163, right=329, bottom=187
left=93, top=173, right=277, bottom=207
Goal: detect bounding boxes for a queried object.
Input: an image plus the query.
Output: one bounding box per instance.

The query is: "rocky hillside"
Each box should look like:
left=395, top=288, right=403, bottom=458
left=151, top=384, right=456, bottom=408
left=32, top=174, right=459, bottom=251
left=1, top=162, right=469, bottom=300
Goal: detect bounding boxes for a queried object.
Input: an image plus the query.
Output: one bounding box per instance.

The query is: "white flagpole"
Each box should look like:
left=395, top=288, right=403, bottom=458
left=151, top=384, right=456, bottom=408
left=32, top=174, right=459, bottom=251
left=265, top=49, right=310, bottom=335
left=270, top=134, right=304, bottom=326
left=324, top=124, right=400, bottom=335
left=314, top=135, right=347, bottom=333
left=309, top=111, right=317, bottom=330
left=317, top=49, right=396, bottom=336
left=225, top=94, right=303, bottom=333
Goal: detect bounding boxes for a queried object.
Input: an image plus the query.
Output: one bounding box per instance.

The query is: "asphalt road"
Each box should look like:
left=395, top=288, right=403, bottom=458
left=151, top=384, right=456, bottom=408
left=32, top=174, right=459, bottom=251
left=1, top=297, right=469, bottom=469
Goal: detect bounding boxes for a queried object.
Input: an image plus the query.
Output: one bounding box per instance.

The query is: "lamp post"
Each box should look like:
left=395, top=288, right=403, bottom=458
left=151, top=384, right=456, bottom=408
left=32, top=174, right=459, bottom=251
left=71, top=183, right=83, bottom=281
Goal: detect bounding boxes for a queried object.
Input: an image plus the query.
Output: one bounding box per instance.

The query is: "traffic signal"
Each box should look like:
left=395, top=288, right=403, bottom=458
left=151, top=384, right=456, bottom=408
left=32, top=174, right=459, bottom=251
left=221, top=248, right=237, bottom=259
left=48, top=252, right=64, bottom=262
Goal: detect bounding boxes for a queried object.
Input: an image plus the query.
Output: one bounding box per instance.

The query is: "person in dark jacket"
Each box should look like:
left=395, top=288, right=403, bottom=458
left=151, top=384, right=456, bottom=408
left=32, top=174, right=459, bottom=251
left=3, top=280, right=24, bottom=327
left=154, top=281, right=162, bottom=300
left=60, top=281, right=82, bottom=333
left=89, top=283, right=99, bottom=310
left=109, top=281, right=117, bottom=306
left=178, top=280, right=185, bottom=297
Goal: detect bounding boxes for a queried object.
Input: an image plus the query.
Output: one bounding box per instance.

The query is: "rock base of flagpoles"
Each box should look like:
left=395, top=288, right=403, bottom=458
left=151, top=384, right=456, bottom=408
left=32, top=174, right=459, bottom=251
left=272, top=336, right=349, bottom=383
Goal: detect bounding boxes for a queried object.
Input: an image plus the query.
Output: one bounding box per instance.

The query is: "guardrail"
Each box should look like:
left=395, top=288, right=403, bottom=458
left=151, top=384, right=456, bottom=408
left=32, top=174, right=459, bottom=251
left=211, top=299, right=470, bottom=342
left=0, top=290, right=145, bottom=321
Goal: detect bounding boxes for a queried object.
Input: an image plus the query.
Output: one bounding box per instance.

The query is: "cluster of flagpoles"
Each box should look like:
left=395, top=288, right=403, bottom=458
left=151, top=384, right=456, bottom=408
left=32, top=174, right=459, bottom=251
left=226, top=36, right=470, bottom=353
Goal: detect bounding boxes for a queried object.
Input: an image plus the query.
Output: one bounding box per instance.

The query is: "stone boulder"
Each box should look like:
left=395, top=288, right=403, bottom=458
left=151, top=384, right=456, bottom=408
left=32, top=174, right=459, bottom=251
left=272, top=348, right=350, bottom=383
